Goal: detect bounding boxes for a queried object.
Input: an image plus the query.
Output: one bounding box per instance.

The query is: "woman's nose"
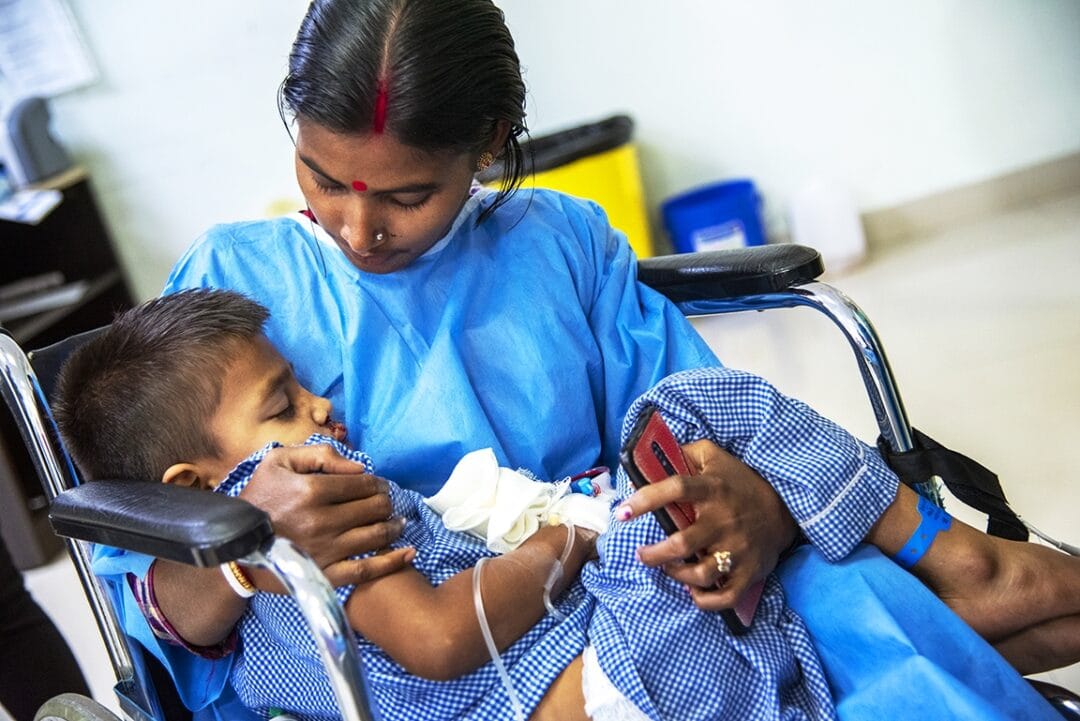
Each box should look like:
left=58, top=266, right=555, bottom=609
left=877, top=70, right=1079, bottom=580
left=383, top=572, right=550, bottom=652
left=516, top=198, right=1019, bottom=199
left=339, top=201, right=384, bottom=253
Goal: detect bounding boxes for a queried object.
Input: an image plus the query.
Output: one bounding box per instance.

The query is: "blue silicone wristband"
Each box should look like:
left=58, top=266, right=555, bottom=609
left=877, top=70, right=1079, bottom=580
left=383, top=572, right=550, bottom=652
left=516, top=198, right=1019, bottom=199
left=893, top=494, right=953, bottom=570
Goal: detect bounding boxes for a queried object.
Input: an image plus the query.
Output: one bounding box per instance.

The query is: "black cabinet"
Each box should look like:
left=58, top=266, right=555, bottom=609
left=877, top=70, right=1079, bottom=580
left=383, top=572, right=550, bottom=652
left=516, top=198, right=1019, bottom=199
left=1, top=167, right=136, bottom=569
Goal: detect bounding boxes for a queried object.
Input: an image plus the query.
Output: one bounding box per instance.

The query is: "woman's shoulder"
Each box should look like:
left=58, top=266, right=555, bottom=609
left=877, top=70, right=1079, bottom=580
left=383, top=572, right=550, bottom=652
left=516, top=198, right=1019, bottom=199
left=497, top=186, right=610, bottom=227
left=488, top=187, right=617, bottom=257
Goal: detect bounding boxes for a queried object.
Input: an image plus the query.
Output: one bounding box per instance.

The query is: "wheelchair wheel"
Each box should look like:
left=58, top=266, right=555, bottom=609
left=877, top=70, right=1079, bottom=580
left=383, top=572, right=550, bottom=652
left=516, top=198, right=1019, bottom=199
left=34, top=693, right=123, bottom=721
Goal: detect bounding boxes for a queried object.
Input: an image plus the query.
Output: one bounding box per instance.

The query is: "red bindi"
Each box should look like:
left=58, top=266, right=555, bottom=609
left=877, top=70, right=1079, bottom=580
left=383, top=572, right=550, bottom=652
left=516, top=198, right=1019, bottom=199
left=373, top=78, right=389, bottom=134
left=351, top=180, right=368, bottom=192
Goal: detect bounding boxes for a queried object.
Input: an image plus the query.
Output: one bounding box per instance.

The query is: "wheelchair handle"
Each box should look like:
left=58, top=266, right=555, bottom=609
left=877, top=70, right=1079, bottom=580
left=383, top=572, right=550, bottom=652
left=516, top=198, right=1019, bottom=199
left=49, top=480, right=274, bottom=567
left=637, top=244, right=824, bottom=302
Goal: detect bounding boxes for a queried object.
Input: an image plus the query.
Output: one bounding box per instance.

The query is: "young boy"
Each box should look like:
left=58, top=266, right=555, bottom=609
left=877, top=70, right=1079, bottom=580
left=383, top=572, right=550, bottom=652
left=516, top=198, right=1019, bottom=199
left=53, top=289, right=1064, bottom=721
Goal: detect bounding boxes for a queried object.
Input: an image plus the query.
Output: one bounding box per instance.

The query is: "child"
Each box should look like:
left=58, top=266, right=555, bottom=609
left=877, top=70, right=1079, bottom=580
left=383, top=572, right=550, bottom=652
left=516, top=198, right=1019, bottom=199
left=54, top=290, right=1061, bottom=721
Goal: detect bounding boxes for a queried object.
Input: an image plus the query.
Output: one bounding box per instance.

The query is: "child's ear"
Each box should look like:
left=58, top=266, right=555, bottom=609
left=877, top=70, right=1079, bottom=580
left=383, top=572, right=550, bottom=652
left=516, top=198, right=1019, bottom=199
left=162, top=463, right=214, bottom=491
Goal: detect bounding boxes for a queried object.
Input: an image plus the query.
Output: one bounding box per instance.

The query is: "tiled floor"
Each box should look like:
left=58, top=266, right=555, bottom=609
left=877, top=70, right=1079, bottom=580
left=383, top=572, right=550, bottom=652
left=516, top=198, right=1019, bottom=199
left=16, top=191, right=1080, bottom=717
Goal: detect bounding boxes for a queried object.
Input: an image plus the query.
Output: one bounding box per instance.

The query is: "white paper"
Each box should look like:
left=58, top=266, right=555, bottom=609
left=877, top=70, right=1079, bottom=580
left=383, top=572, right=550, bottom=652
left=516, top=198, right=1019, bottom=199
left=0, top=0, right=98, bottom=100
left=0, top=186, right=61, bottom=223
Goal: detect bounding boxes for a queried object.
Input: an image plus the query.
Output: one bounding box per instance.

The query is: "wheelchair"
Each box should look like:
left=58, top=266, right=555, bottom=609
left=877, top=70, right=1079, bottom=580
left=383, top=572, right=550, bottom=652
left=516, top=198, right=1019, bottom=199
left=3, top=243, right=1079, bottom=721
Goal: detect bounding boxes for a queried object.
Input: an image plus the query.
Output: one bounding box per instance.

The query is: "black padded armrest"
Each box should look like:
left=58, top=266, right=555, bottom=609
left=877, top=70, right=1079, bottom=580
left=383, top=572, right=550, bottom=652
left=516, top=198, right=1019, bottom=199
left=638, top=244, right=823, bottom=303
left=50, top=480, right=273, bottom=566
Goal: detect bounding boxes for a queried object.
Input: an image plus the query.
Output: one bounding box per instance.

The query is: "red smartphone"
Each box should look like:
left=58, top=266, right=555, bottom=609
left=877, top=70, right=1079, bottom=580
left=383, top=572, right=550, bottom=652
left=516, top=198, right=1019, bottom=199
left=619, top=403, right=763, bottom=634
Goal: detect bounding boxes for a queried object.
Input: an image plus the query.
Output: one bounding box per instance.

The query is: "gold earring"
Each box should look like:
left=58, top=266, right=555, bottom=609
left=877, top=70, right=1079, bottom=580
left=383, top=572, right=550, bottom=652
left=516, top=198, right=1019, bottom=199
left=476, top=151, right=495, bottom=172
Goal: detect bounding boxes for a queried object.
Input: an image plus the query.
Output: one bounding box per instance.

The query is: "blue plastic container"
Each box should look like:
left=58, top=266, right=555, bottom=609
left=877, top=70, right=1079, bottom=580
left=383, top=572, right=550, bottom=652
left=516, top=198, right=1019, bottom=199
left=661, top=179, right=766, bottom=253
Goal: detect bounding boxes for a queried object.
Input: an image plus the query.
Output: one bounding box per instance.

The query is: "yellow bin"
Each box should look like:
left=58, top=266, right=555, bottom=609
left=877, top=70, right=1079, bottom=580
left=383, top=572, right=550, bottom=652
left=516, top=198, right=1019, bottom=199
left=481, top=115, right=655, bottom=258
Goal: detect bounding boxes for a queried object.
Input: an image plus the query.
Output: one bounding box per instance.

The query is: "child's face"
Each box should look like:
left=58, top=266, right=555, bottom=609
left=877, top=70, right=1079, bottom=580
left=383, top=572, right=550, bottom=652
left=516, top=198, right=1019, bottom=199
left=197, top=335, right=346, bottom=485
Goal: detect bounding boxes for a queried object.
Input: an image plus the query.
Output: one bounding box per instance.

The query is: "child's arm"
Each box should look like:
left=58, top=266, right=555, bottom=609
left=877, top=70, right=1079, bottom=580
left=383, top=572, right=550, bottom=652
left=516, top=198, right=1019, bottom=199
left=344, top=523, right=595, bottom=681
left=153, top=446, right=410, bottom=647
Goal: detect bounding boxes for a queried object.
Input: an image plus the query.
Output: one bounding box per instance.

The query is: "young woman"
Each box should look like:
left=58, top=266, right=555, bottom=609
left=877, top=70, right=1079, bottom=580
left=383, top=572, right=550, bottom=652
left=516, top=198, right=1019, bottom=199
left=93, top=0, right=1080, bottom=718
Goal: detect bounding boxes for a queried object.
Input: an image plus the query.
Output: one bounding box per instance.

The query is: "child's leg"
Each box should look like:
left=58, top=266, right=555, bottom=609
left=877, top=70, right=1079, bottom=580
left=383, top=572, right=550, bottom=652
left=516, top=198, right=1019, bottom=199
left=994, top=616, right=1080, bottom=675
left=866, top=483, right=1080, bottom=670
left=530, top=655, right=588, bottom=721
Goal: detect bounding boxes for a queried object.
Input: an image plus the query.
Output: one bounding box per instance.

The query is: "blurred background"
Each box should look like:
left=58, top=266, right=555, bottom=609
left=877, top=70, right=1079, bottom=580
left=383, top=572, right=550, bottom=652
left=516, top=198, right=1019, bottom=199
left=1, top=0, right=1078, bottom=716
left=8, top=0, right=1074, bottom=297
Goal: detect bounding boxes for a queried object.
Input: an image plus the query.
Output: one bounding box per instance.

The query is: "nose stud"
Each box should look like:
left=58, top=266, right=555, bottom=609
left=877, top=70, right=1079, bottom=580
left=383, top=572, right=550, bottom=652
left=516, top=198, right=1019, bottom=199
left=374, top=232, right=385, bottom=243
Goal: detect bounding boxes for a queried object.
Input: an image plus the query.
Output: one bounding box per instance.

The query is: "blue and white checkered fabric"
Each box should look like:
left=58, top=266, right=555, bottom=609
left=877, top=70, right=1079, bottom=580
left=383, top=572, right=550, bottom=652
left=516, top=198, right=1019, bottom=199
left=213, top=366, right=898, bottom=720
left=625, top=367, right=899, bottom=561
left=215, top=436, right=589, bottom=721
left=580, top=366, right=902, bottom=721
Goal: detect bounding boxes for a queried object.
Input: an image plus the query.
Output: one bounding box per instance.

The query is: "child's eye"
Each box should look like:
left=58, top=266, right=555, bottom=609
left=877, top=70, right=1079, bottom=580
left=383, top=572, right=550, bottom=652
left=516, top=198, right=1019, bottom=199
left=274, top=403, right=296, bottom=420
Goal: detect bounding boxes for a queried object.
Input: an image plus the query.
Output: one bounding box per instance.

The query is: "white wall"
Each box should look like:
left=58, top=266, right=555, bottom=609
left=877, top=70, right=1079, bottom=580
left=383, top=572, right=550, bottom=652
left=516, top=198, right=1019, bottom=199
left=500, top=0, right=1080, bottom=239
left=45, top=0, right=1080, bottom=298
left=50, top=1, right=310, bottom=299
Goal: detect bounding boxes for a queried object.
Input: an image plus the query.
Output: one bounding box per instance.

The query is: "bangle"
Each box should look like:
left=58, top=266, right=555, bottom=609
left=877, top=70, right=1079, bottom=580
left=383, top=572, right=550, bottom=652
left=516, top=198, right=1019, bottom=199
left=221, top=561, right=257, bottom=598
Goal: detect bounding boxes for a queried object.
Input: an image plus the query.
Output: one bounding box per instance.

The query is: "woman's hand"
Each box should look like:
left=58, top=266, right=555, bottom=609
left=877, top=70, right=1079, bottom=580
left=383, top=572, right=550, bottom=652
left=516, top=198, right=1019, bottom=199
left=155, top=444, right=413, bottom=647
left=239, top=444, right=414, bottom=591
left=616, top=440, right=798, bottom=612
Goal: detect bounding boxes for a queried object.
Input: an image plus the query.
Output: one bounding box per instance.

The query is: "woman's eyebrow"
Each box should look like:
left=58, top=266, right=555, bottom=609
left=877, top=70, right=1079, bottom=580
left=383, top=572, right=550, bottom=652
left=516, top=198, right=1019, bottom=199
left=297, top=153, right=346, bottom=186
left=298, top=153, right=439, bottom=194
left=372, top=182, right=439, bottom=195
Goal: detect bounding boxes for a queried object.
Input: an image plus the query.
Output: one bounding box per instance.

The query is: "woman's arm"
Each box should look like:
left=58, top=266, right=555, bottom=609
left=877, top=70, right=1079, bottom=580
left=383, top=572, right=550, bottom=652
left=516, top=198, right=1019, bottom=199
left=155, top=445, right=411, bottom=646
left=344, top=524, right=595, bottom=681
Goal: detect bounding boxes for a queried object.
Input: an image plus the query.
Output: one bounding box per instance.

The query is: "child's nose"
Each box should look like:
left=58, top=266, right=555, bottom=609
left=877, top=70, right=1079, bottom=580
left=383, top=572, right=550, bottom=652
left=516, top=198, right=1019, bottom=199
left=311, top=394, right=332, bottom=425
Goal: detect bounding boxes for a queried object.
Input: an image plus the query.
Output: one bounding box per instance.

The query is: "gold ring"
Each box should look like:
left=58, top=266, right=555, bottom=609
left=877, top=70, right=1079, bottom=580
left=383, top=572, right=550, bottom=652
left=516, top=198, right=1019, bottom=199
left=712, top=550, right=732, bottom=575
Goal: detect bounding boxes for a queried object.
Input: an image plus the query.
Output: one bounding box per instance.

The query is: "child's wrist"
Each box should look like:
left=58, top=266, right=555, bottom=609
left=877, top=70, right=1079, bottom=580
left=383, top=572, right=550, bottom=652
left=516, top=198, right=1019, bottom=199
left=221, top=561, right=257, bottom=598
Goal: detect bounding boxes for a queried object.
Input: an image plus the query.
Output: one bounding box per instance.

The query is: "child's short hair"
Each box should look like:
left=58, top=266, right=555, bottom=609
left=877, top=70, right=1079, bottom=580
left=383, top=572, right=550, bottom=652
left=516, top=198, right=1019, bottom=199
left=53, top=288, right=270, bottom=481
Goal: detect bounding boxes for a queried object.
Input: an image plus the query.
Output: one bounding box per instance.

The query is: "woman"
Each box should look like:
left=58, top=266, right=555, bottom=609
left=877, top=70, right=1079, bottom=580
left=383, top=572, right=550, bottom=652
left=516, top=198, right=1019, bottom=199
left=94, top=0, right=1079, bottom=717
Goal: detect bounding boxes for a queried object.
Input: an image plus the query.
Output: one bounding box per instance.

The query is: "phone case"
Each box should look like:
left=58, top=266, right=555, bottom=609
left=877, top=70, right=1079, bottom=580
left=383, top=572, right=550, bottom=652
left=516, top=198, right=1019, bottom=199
left=619, top=403, right=763, bottom=633
left=620, top=404, right=697, bottom=535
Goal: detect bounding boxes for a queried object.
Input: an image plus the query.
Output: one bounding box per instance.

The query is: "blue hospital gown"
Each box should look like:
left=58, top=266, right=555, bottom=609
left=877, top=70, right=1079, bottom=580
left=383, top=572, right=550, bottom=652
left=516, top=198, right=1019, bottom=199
left=96, top=187, right=729, bottom=713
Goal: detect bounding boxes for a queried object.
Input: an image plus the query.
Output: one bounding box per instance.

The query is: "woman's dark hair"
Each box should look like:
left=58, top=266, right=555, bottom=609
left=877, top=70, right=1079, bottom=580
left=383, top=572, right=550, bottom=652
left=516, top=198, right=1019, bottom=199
left=279, top=0, right=529, bottom=222
left=53, top=289, right=270, bottom=483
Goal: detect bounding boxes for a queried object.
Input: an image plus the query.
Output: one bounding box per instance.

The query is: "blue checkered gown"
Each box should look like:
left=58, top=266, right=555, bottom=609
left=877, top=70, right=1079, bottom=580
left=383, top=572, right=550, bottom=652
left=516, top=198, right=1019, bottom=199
left=578, top=366, right=901, bottom=720
left=216, top=438, right=590, bottom=721
left=216, top=366, right=901, bottom=720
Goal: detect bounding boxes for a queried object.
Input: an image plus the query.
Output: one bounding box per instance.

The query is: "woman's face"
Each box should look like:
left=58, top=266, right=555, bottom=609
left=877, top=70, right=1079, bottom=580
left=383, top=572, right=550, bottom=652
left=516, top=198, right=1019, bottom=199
left=294, top=118, right=479, bottom=274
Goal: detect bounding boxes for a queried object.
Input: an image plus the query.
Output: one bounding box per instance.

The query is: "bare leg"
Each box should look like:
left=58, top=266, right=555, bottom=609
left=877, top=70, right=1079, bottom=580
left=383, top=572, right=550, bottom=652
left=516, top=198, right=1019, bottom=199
left=866, top=483, right=1080, bottom=669
left=531, top=654, right=588, bottom=721
left=995, top=616, right=1080, bottom=676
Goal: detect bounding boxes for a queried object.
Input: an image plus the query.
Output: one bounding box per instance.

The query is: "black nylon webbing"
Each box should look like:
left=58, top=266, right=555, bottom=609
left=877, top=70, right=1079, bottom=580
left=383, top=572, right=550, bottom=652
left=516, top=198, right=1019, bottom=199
left=877, top=428, right=1028, bottom=541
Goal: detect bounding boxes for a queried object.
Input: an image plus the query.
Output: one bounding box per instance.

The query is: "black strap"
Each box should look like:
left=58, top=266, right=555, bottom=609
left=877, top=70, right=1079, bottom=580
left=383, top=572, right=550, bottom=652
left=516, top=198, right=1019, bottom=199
left=877, top=428, right=1028, bottom=541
